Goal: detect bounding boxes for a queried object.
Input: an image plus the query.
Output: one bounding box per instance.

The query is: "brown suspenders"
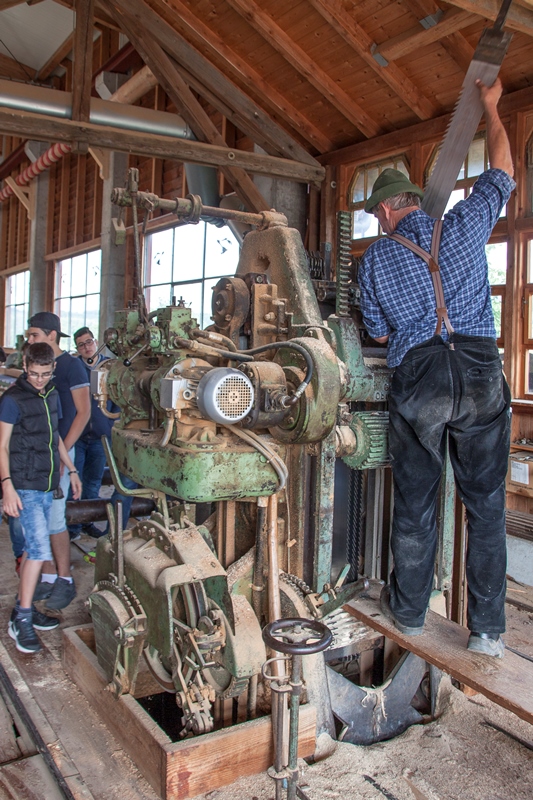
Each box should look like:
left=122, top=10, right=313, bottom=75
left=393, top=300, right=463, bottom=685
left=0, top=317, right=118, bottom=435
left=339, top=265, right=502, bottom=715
left=388, top=220, right=455, bottom=338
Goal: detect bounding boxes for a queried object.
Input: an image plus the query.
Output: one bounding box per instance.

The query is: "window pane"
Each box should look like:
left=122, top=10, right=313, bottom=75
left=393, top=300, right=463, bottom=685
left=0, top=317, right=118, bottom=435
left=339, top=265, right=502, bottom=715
left=85, top=294, right=100, bottom=339
left=4, top=271, right=30, bottom=347
left=71, top=254, right=87, bottom=295
left=86, top=251, right=101, bottom=294
left=146, top=228, right=173, bottom=285
left=353, top=209, right=378, bottom=240
left=173, top=224, right=205, bottom=282
left=443, top=189, right=465, bottom=215
left=491, top=295, right=502, bottom=338
left=57, top=258, right=72, bottom=297
left=486, top=242, right=507, bottom=285
left=204, top=224, right=240, bottom=278
left=527, top=350, right=533, bottom=394
left=467, top=138, right=485, bottom=178
left=69, top=296, right=86, bottom=338
left=174, top=282, right=203, bottom=327
left=351, top=171, right=365, bottom=203
left=528, top=240, right=533, bottom=283
left=146, top=283, right=172, bottom=313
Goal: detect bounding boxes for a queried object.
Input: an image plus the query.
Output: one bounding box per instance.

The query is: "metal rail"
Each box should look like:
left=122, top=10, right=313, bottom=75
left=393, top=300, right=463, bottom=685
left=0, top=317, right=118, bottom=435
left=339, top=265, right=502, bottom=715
left=0, top=660, right=77, bottom=800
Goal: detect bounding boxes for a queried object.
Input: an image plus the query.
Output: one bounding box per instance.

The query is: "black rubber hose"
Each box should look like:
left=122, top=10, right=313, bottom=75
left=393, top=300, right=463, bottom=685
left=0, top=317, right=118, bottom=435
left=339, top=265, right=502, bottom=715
left=241, top=341, right=314, bottom=404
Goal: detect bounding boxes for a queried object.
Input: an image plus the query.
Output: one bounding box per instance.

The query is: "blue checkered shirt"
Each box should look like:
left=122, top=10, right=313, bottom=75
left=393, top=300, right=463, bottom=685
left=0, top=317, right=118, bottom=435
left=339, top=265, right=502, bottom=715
left=358, top=168, right=515, bottom=367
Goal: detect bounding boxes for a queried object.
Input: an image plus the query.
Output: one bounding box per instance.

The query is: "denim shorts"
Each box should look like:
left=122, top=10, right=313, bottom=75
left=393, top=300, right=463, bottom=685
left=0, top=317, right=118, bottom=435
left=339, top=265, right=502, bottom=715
left=49, top=446, right=75, bottom=535
left=18, top=490, right=53, bottom=561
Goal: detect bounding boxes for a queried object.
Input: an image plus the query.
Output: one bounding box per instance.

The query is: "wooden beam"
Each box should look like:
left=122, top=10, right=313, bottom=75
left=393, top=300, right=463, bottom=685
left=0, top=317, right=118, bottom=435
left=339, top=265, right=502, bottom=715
left=0, top=105, right=326, bottom=183
left=5, top=176, right=34, bottom=219
left=0, top=53, right=34, bottom=82
left=402, top=0, right=475, bottom=73
left=440, top=30, right=476, bottom=73
left=307, top=0, right=440, bottom=120
left=147, top=0, right=333, bottom=154
left=98, top=0, right=324, bottom=166
left=224, top=0, right=382, bottom=138
left=375, top=7, right=477, bottom=62
left=35, top=32, right=74, bottom=82
left=105, top=1, right=270, bottom=212
left=443, top=0, right=533, bottom=36
left=72, top=0, right=94, bottom=122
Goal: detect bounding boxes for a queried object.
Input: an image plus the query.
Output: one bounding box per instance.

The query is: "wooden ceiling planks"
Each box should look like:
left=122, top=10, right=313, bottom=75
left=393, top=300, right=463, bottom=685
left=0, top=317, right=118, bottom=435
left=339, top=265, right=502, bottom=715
left=223, top=0, right=385, bottom=137
left=147, top=0, right=335, bottom=153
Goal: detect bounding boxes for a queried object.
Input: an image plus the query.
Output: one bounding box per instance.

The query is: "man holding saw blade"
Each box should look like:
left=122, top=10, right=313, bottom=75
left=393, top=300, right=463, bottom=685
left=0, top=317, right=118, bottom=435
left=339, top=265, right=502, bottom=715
left=358, top=78, right=514, bottom=658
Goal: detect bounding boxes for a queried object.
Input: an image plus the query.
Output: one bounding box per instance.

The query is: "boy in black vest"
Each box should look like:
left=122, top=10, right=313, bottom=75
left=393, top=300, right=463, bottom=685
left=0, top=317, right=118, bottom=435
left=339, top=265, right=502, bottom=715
left=0, top=343, right=82, bottom=653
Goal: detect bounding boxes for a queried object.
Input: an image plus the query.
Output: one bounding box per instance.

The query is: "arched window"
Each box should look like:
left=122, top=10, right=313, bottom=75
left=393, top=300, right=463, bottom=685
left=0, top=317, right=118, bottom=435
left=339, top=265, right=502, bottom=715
left=348, top=156, right=409, bottom=240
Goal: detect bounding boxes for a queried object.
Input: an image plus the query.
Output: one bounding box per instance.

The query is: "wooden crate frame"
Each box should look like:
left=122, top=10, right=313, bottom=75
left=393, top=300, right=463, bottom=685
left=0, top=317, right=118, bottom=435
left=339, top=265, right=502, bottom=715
left=62, top=625, right=316, bottom=799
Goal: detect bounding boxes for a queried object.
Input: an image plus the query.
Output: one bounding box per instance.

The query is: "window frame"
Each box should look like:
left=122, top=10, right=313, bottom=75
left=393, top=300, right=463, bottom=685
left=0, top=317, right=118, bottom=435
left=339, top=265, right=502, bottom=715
left=4, top=269, right=30, bottom=348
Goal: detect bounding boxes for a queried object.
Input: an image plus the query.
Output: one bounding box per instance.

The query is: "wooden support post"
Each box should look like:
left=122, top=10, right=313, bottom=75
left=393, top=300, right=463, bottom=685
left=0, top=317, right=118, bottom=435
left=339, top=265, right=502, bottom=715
left=99, top=151, right=128, bottom=334
left=27, top=142, right=50, bottom=316
left=72, top=0, right=94, bottom=124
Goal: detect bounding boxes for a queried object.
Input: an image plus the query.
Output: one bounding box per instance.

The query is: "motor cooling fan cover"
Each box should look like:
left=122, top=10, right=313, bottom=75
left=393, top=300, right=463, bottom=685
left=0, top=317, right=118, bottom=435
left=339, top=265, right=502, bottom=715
left=196, top=367, right=254, bottom=424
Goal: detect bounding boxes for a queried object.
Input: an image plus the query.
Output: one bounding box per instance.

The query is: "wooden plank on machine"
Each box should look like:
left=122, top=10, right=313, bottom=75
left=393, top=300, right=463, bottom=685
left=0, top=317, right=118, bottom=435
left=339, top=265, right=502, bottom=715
left=344, top=589, right=533, bottom=726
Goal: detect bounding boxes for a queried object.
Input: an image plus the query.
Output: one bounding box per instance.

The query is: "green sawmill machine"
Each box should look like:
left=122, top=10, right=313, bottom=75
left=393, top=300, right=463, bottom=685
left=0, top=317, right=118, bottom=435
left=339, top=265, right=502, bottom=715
left=88, top=168, right=449, bottom=752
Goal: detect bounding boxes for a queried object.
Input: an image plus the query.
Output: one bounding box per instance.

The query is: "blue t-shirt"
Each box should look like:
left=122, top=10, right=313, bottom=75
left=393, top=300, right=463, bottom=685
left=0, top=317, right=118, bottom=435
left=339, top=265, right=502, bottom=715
left=0, top=391, right=63, bottom=424
left=53, top=351, right=90, bottom=440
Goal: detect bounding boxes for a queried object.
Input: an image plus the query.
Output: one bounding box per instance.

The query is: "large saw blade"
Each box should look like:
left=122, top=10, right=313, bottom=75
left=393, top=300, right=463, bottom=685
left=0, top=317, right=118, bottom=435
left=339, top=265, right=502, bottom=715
left=422, top=3, right=513, bottom=220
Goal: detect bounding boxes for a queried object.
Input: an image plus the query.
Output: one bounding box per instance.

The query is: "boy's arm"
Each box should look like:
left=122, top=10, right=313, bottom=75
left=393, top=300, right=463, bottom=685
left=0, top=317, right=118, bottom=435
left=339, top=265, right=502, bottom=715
left=0, top=421, right=22, bottom=517
left=59, top=436, right=82, bottom=500
left=62, top=385, right=91, bottom=453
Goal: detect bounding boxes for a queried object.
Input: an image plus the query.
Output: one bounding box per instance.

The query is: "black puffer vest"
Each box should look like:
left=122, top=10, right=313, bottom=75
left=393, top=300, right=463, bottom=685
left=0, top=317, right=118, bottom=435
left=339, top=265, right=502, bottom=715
left=6, top=376, right=60, bottom=492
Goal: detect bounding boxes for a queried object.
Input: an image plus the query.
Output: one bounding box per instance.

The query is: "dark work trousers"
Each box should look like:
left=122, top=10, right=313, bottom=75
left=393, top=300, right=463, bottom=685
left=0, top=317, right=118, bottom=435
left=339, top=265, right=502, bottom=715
left=388, top=333, right=511, bottom=635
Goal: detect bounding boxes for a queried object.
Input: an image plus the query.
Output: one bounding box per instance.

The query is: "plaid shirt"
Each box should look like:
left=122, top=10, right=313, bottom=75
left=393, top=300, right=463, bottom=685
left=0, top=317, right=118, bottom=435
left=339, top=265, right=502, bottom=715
left=359, top=168, right=515, bottom=367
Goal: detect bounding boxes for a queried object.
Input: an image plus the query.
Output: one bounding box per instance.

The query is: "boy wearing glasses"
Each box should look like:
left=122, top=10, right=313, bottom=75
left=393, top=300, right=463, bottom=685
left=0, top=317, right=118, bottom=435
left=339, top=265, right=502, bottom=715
left=0, top=342, right=82, bottom=653
left=68, top=327, right=119, bottom=540
left=26, top=312, right=90, bottom=610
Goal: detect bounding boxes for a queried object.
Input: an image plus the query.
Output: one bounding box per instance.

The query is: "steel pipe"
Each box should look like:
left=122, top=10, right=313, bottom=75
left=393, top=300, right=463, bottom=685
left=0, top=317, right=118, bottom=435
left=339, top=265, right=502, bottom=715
left=65, top=497, right=155, bottom=525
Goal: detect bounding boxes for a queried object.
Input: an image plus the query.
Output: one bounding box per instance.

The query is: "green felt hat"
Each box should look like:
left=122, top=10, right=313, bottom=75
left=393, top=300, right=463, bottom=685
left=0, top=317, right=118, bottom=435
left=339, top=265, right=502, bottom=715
left=364, top=168, right=424, bottom=213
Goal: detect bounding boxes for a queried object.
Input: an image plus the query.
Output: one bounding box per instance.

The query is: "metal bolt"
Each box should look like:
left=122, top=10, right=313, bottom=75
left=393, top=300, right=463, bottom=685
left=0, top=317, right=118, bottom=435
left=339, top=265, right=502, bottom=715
left=225, top=314, right=232, bottom=322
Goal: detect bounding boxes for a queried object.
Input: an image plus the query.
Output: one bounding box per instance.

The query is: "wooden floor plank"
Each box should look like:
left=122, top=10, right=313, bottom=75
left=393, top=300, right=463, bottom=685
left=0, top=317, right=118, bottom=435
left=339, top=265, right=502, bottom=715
left=344, top=588, right=533, bottom=727
left=0, top=691, right=20, bottom=764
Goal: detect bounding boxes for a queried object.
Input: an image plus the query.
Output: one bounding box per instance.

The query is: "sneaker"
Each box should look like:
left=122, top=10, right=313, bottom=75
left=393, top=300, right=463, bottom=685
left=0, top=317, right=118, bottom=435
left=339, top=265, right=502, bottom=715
left=380, top=585, right=425, bottom=636
left=467, top=632, right=505, bottom=659
left=31, top=605, right=60, bottom=631
left=8, top=609, right=41, bottom=653
left=46, top=577, right=76, bottom=610
left=81, top=523, right=106, bottom=539
left=33, top=580, right=54, bottom=601
left=69, top=529, right=81, bottom=542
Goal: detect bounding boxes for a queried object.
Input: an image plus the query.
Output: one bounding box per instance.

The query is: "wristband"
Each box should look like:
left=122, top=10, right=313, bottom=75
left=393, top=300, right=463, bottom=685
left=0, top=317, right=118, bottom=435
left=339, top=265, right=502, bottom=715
left=1, top=476, right=12, bottom=483
left=68, top=470, right=79, bottom=475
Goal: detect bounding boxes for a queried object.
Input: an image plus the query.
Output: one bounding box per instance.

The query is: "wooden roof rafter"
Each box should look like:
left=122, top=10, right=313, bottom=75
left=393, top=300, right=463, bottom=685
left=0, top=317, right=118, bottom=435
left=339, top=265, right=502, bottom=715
left=104, top=0, right=270, bottom=212
left=223, top=0, right=384, bottom=139
left=307, top=0, right=440, bottom=120
left=374, top=6, right=477, bottom=62
left=96, top=0, right=323, bottom=168
left=403, top=0, right=476, bottom=74
left=145, top=0, right=333, bottom=154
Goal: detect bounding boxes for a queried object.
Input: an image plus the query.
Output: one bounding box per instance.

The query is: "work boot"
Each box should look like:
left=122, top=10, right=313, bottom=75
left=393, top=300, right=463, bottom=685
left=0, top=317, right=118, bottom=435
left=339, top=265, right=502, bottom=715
left=467, top=633, right=505, bottom=658
left=46, top=577, right=76, bottom=610
left=8, top=607, right=41, bottom=653
left=31, top=605, right=60, bottom=631
left=380, top=585, right=425, bottom=636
